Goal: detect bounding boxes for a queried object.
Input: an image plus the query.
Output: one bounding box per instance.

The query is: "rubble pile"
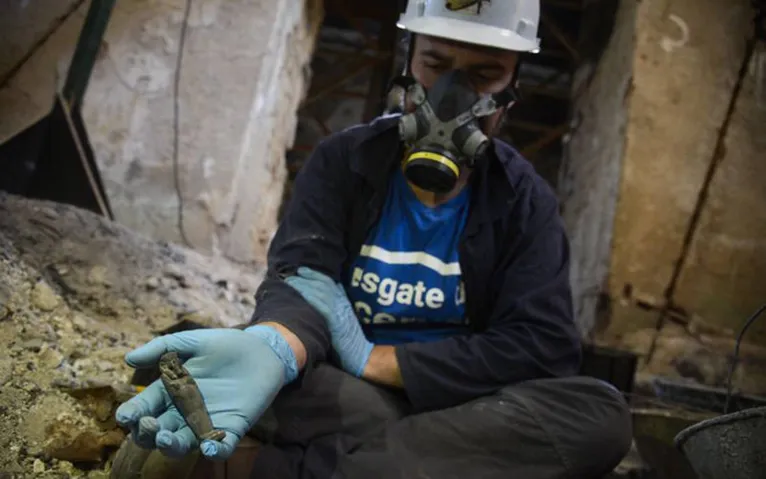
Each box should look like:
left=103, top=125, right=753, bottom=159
left=611, top=324, right=766, bottom=398
left=0, top=192, right=266, bottom=478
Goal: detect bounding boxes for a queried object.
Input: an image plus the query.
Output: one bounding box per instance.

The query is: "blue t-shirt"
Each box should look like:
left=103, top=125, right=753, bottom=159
left=346, top=168, right=471, bottom=345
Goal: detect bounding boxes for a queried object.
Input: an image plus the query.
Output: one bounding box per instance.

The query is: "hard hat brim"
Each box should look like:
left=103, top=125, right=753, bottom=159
left=398, top=16, right=540, bottom=53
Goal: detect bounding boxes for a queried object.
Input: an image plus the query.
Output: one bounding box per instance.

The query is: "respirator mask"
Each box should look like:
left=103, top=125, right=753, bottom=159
left=390, top=70, right=517, bottom=194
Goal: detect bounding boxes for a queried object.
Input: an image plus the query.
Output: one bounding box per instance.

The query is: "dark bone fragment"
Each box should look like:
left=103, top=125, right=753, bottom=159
left=159, top=352, right=226, bottom=442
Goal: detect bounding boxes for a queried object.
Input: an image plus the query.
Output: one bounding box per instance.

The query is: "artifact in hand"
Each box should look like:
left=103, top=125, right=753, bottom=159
left=159, top=352, right=226, bottom=443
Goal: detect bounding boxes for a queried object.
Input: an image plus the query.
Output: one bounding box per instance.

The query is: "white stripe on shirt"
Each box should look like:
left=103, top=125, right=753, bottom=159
left=359, top=244, right=462, bottom=276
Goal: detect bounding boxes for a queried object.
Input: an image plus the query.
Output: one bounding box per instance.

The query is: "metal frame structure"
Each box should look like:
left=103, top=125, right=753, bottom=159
left=502, top=0, right=585, bottom=185
left=284, top=0, right=402, bottom=180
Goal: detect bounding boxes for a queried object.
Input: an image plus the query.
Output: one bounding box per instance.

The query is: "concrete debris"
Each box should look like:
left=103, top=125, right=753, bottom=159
left=604, top=324, right=766, bottom=398
left=21, top=338, right=44, bottom=352
left=44, top=416, right=125, bottom=462
left=39, top=345, right=65, bottom=370
left=88, top=266, right=112, bottom=288
left=163, top=264, right=185, bottom=281
left=672, top=347, right=730, bottom=386
left=61, top=385, right=135, bottom=428
left=219, top=288, right=236, bottom=303
left=144, top=276, right=160, bottom=290
left=0, top=192, right=266, bottom=478
left=31, top=281, right=60, bottom=312
left=0, top=357, right=12, bottom=387
left=241, top=293, right=256, bottom=307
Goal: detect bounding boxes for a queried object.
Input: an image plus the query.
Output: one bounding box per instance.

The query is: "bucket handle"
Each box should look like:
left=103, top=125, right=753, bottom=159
left=724, top=302, right=766, bottom=414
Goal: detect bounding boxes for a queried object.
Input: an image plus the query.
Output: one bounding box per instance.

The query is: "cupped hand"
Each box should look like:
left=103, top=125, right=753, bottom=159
left=115, top=326, right=295, bottom=460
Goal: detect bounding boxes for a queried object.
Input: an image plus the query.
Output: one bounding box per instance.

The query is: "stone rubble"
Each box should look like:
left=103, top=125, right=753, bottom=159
left=0, top=192, right=266, bottom=478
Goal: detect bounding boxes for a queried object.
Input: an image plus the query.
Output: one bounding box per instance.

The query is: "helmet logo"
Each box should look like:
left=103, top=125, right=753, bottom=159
left=445, top=0, right=490, bottom=14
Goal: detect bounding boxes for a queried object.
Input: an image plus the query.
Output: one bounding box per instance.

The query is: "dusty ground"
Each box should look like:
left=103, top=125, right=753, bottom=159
left=0, top=192, right=265, bottom=478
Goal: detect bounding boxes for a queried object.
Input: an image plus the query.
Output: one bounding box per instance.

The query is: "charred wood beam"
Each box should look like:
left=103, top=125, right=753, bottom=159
left=325, top=0, right=376, bottom=47
left=540, top=13, right=581, bottom=63
left=518, top=84, right=572, bottom=99
left=520, top=123, right=570, bottom=156
left=363, top=4, right=400, bottom=121
left=506, top=120, right=559, bottom=132
left=302, top=52, right=393, bottom=107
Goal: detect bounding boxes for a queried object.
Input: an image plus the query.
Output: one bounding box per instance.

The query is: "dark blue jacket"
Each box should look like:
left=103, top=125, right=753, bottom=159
left=250, top=115, right=581, bottom=412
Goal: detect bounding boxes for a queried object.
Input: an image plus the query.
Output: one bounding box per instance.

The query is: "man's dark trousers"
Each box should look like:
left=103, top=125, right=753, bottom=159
left=249, top=364, right=632, bottom=479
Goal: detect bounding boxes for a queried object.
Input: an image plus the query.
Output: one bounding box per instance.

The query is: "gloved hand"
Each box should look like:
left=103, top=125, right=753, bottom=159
left=284, top=267, right=373, bottom=377
left=115, top=326, right=298, bottom=460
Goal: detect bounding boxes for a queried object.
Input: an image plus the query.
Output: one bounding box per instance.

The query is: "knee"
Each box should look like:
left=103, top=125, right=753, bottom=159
left=563, top=378, right=633, bottom=474
left=508, top=376, right=632, bottom=476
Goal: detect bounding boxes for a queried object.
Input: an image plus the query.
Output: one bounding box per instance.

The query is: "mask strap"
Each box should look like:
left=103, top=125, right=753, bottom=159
left=492, top=89, right=518, bottom=109
left=403, top=32, right=415, bottom=76
left=385, top=75, right=418, bottom=114
left=388, top=75, right=417, bottom=91
left=469, top=88, right=517, bottom=119
left=505, top=59, right=523, bottom=104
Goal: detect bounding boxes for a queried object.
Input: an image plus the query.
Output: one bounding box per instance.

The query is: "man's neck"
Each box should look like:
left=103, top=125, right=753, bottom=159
left=406, top=169, right=472, bottom=207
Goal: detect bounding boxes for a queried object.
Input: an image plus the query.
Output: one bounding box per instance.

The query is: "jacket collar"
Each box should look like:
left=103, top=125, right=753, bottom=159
left=467, top=139, right=519, bottom=234
left=348, top=114, right=403, bottom=190
left=348, top=115, right=519, bottom=232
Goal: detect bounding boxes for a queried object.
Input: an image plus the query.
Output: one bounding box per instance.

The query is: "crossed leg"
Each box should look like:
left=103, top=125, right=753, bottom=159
left=249, top=364, right=632, bottom=479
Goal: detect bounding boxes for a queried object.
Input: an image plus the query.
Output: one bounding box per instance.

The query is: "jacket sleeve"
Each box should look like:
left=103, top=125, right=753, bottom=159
left=395, top=183, right=582, bottom=412
left=249, top=134, right=354, bottom=373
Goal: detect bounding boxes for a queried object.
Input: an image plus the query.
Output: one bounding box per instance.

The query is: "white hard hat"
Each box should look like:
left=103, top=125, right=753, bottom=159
left=397, top=0, right=541, bottom=53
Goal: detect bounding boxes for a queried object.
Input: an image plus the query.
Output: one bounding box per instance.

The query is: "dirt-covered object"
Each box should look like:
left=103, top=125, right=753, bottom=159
left=0, top=192, right=265, bottom=478
left=158, top=353, right=225, bottom=442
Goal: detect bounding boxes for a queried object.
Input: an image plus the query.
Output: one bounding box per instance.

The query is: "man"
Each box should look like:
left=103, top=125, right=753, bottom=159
left=115, top=1, right=632, bottom=477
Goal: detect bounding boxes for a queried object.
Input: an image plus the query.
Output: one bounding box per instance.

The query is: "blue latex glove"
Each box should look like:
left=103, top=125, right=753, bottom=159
left=115, top=326, right=298, bottom=460
left=284, top=267, right=373, bottom=377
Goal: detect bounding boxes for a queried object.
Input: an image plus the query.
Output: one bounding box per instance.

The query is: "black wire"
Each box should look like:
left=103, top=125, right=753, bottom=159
left=724, top=302, right=766, bottom=414
left=173, top=0, right=194, bottom=247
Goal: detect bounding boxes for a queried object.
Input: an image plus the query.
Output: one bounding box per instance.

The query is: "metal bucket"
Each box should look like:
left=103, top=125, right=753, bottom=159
left=674, top=406, right=766, bottom=479
left=632, top=407, right=715, bottom=479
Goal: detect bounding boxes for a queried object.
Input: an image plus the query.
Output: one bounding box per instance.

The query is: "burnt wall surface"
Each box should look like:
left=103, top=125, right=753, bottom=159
left=568, top=0, right=766, bottom=397
left=608, top=0, right=759, bottom=338
left=563, top=0, right=766, bottom=396
left=672, top=43, right=766, bottom=337
left=560, top=0, right=636, bottom=336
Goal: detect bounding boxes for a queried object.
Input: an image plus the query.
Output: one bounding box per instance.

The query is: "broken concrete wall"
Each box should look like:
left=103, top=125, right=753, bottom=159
left=0, top=0, right=323, bottom=265
left=673, top=44, right=766, bottom=339
left=563, top=0, right=766, bottom=395
left=560, top=0, right=636, bottom=336
left=0, top=1, right=83, bottom=92
left=607, top=0, right=754, bottom=337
